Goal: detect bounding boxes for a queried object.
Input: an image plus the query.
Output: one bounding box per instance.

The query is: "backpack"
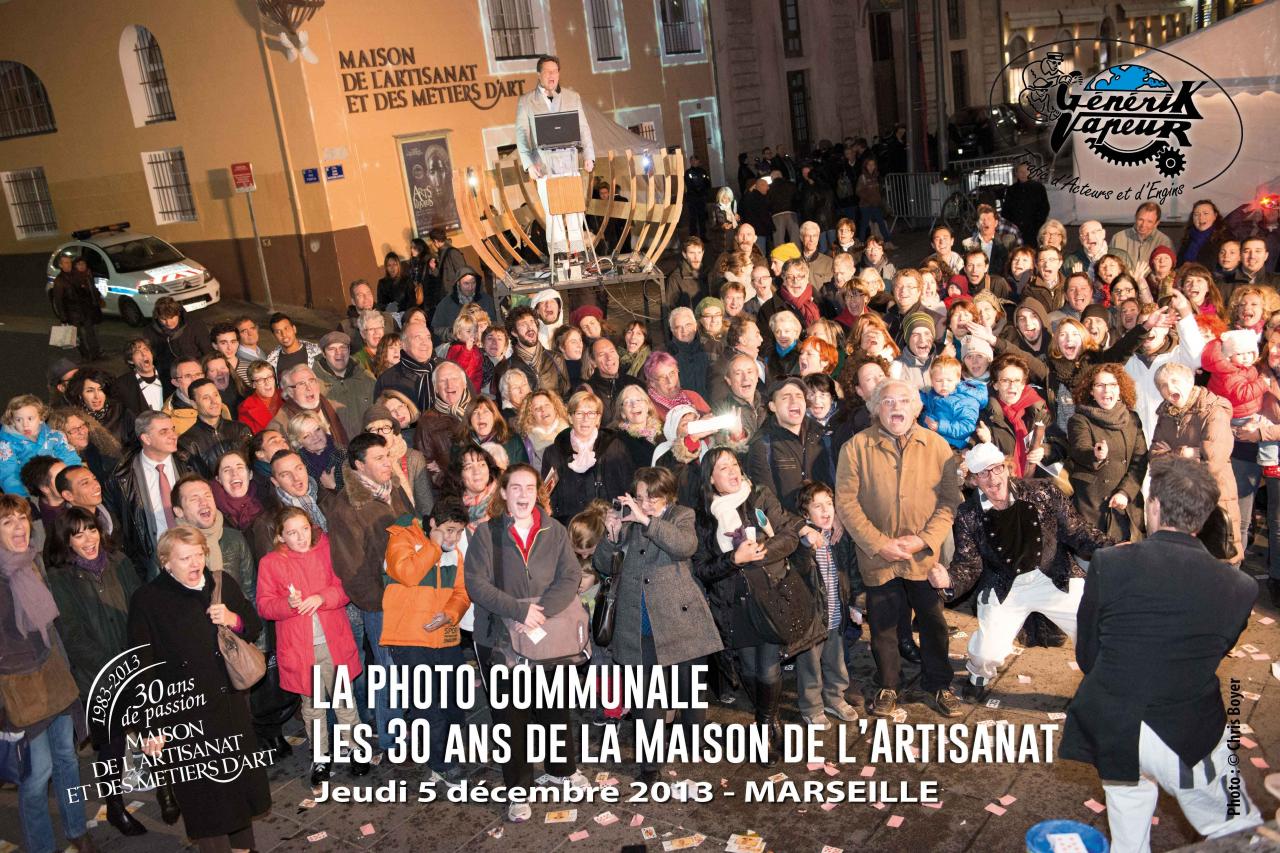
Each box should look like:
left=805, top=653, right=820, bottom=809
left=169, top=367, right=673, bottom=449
left=835, top=169, right=855, bottom=202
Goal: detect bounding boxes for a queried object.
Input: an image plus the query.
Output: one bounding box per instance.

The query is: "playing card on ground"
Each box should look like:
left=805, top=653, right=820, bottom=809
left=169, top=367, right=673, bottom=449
left=545, top=809, right=577, bottom=823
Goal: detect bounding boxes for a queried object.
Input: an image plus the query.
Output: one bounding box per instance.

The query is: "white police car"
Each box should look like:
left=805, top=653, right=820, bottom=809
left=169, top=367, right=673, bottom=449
left=45, top=222, right=221, bottom=326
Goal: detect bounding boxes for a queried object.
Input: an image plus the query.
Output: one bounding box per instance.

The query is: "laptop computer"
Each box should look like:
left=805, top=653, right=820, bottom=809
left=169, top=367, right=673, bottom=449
left=534, top=110, right=582, bottom=149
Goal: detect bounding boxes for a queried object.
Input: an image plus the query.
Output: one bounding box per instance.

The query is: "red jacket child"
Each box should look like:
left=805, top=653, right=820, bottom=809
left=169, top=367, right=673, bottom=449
left=256, top=531, right=360, bottom=695
left=1202, top=330, right=1265, bottom=419
left=447, top=341, right=484, bottom=394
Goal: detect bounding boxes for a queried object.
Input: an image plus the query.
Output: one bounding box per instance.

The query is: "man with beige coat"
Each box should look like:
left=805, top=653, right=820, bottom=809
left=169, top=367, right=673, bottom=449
left=835, top=378, right=962, bottom=719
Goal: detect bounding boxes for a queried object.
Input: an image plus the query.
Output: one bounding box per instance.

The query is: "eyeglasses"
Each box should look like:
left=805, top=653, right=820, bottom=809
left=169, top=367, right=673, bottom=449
left=288, top=378, right=319, bottom=390
left=1092, top=381, right=1120, bottom=390
left=879, top=397, right=914, bottom=408
left=251, top=376, right=275, bottom=385
left=701, top=311, right=724, bottom=320
left=573, top=410, right=602, bottom=419
left=177, top=372, right=202, bottom=381
left=368, top=425, right=395, bottom=436
left=65, top=423, right=89, bottom=434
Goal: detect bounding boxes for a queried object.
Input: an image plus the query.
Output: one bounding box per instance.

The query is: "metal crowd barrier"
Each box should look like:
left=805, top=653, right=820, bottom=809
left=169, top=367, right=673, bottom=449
left=884, top=172, right=945, bottom=231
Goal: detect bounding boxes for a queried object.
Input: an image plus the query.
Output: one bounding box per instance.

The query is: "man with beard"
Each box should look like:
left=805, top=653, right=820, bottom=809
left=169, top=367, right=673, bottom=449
left=176, top=378, right=249, bottom=479
left=943, top=443, right=1111, bottom=703
left=374, top=320, right=437, bottom=411
left=496, top=305, right=568, bottom=398
left=431, top=267, right=496, bottom=346
left=269, top=364, right=350, bottom=448
left=113, top=338, right=167, bottom=414
left=667, top=236, right=708, bottom=309
left=314, top=331, right=374, bottom=439
left=710, top=223, right=767, bottom=297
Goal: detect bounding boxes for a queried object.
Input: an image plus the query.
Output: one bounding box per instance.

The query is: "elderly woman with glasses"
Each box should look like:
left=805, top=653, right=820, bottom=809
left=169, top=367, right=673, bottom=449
left=236, top=361, right=282, bottom=434
left=539, top=390, right=635, bottom=525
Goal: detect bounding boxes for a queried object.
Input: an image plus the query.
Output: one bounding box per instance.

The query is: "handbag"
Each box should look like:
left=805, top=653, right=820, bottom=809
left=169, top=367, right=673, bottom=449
left=0, top=647, right=80, bottom=730
left=491, top=520, right=592, bottom=666
left=0, top=731, right=24, bottom=785
left=212, top=571, right=267, bottom=690
left=591, top=548, right=625, bottom=647
left=49, top=324, right=78, bottom=348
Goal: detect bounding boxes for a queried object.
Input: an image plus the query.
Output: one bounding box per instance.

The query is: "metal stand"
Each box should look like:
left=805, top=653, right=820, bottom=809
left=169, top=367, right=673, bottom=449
left=535, top=146, right=597, bottom=286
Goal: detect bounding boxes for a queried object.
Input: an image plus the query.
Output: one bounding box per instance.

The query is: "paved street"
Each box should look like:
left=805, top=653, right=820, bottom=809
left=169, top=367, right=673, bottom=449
left=0, top=590, right=1275, bottom=852
left=2, top=228, right=1277, bottom=852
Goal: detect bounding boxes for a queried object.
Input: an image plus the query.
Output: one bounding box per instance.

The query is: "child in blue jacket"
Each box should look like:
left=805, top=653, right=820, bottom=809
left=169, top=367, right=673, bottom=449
left=919, top=356, right=986, bottom=450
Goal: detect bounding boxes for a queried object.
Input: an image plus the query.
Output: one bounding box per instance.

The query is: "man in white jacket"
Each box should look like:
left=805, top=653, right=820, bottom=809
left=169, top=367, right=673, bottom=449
left=514, top=55, right=595, bottom=179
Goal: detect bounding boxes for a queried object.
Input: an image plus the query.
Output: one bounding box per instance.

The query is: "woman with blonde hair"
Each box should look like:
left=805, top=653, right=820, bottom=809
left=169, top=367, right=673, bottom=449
left=128, top=525, right=269, bottom=852
left=286, top=409, right=345, bottom=492
left=612, top=383, right=664, bottom=469
left=540, top=390, right=634, bottom=524
left=516, top=390, right=569, bottom=472
left=1037, top=218, right=1068, bottom=251
left=849, top=313, right=900, bottom=360
left=711, top=186, right=740, bottom=254
left=375, top=388, right=420, bottom=448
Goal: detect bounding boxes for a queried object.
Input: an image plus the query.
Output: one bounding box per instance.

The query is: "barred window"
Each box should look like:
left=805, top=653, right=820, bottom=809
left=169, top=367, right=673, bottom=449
left=659, top=0, right=705, bottom=58
left=132, top=26, right=176, bottom=123
left=586, top=0, right=629, bottom=68
left=0, top=61, right=57, bottom=140
left=629, top=122, right=658, bottom=142
left=488, top=0, right=541, bottom=61
left=142, top=148, right=197, bottom=224
left=780, top=0, right=803, bottom=58
left=1, top=167, right=58, bottom=239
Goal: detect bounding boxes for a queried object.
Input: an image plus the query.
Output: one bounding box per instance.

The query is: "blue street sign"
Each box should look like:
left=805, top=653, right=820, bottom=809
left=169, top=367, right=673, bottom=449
left=324, top=164, right=344, bottom=181
left=302, top=168, right=319, bottom=184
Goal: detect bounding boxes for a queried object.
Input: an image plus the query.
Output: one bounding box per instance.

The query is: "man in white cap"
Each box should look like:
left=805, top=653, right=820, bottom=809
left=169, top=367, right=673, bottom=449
left=530, top=288, right=564, bottom=349
left=942, top=443, right=1111, bottom=703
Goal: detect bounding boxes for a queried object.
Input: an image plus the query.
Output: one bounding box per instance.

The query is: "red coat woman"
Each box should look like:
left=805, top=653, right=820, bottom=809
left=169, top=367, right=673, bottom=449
left=255, top=528, right=360, bottom=695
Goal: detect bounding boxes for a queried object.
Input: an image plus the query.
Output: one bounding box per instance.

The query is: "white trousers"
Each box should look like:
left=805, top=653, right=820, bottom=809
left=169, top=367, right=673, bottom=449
left=1103, top=723, right=1262, bottom=853
left=965, top=571, right=1083, bottom=681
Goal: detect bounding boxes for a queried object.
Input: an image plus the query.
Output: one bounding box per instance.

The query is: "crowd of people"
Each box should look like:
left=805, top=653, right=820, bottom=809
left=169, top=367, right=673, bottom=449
left=5, top=189, right=1278, bottom=852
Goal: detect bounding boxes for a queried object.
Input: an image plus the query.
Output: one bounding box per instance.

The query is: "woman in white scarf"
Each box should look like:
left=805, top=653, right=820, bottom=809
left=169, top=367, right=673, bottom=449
left=540, top=391, right=635, bottom=524
left=691, top=447, right=805, bottom=765
left=516, top=390, right=569, bottom=473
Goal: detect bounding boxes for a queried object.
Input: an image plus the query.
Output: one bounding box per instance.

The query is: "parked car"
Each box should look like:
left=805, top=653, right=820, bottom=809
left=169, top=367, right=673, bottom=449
left=45, top=223, right=221, bottom=326
left=948, top=106, right=1021, bottom=160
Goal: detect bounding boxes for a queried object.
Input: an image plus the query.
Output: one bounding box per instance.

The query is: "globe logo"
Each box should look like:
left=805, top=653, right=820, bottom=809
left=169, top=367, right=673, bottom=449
left=1086, top=65, right=1172, bottom=92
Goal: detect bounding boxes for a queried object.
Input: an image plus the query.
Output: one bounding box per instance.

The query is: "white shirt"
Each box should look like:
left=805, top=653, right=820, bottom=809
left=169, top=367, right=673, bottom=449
left=137, top=373, right=164, bottom=411
left=141, top=453, right=178, bottom=535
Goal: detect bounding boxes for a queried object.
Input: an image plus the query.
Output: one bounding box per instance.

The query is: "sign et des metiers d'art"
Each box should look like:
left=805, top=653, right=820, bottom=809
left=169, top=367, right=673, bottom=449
left=339, top=47, right=526, bottom=113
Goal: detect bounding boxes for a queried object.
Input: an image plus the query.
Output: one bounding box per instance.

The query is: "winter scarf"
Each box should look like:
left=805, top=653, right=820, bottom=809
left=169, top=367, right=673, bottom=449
left=212, top=479, right=263, bottom=530
left=998, top=386, right=1045, bottom=477
left=709, top=481, right=773, bottom=553
left=177, top=510, right=225, bottom=573
left=0, top=546, right=60, bottom=647
left=781, top=283, right=821, bottom=326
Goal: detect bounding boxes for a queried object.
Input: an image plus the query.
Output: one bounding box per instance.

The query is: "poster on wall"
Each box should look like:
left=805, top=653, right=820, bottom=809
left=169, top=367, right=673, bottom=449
left=397, top=131, right=459, bottom=236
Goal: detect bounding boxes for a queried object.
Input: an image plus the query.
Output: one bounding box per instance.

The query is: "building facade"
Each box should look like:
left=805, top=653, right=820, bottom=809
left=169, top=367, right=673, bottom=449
left=0, top=0, right=720, bottom=310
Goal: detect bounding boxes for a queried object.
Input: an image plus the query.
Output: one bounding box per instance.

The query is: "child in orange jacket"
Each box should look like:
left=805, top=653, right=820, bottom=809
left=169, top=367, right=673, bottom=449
left=383, top=497, right=471, bottom=786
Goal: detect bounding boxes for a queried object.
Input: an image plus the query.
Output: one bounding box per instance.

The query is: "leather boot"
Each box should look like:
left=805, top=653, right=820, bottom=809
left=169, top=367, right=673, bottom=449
left=106, top=795, right=147, bottom=836
left=755, top=680, right=783, bottom=766
left=739, top=674, right=760, bottom=714
left=155, top=783, right=181, bottom=825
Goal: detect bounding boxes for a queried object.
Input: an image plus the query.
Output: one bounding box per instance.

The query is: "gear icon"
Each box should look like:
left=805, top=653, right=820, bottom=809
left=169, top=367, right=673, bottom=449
left=1086, top=137, right=1164, bottom=167
left=1154, top=144, right=1186, bottom=179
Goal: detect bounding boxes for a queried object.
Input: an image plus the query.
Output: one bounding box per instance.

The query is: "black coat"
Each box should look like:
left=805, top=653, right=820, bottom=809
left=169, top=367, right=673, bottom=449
left=111, top=370, right=169, bottom=416
left=740, top=188, right=773, bottom=239
left=540, top=428, right=635, bottom=525
left=177, top=418, right=252, bottom=479
left=692, top=485, right=802, bottom=650
left=1060, top=531, right=1257, bottom=782
left=745, top=417, right=831, bottom=512
left=1001, top=180, right=1050, bottom=251
left=47, top=550, right=141, bottom=732
left=51, top=271, right=102, bottom=325
left=144, top=310, right=211, bottom=385
left=127, top=569, right=270, bottom=838
left=585, top=372, right=642, bottom=421
left=949, top=479, right=1111, bottom=605
left=1065, top=404, right=1147, bottom=541
left=665, top=338, right=711, bottom=402
left=104, top=446, right=192, bottom=580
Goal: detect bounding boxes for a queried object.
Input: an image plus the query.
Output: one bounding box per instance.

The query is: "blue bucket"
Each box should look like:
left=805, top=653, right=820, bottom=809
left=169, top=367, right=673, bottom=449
left=1025, top=819, right=1109, bottom=853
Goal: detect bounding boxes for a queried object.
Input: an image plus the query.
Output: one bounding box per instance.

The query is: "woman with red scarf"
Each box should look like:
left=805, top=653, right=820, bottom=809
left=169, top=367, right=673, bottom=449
left=237, top=361, right=283, bottom=434
left=778, top=259, right=822, bottom=327
left=976, top=353, right=1053, bottom=478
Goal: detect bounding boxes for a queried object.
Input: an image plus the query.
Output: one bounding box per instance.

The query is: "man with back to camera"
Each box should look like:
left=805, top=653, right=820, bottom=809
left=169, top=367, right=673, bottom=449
left=514, top=55, right=594, bottom=180
left=1059, top=456, right=1262, bottom=852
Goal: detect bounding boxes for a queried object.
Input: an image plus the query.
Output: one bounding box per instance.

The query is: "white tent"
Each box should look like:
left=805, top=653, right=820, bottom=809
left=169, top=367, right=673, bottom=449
left=1049, top=1, right=1280, bottom=225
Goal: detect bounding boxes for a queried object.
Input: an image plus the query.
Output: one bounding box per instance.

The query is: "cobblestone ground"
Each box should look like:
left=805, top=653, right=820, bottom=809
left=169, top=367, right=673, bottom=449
left=0, top=555, right=1275, bottom=852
